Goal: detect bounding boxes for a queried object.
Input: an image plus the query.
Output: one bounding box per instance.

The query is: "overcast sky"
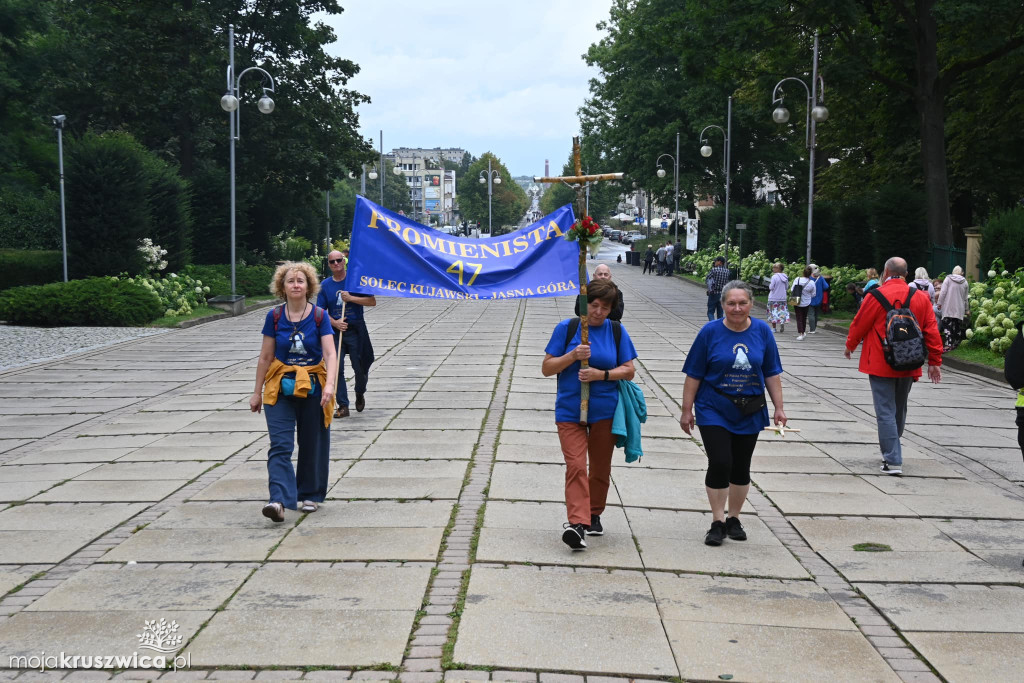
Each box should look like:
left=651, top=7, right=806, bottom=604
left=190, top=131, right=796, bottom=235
left=318, top=1, right=610, bottom=177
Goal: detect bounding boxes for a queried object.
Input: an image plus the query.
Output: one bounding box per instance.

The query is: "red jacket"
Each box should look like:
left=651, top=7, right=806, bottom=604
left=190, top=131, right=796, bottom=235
left=845, top=277, right=943, bottom=378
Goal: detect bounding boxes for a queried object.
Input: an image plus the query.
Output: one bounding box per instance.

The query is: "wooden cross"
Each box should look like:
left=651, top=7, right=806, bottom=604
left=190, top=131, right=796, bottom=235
left=534, top=136, right=624, bottom=423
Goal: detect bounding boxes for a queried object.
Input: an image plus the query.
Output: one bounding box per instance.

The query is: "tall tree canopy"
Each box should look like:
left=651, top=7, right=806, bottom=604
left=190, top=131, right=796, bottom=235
left=457, top=153, right=529, bottom=231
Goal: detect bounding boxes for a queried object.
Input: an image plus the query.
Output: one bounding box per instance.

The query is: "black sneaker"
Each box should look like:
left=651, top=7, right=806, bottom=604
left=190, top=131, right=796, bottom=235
left=355, top=393, right=365, bottom=412
left=725, top=516, right=747, bottom=541
left=588, top=514, right=604, bottom=536
left=704, top=520, right=727, bottom=546
left=880, top=462, right=903, bottom=475
left=562, top=522, right=587, bottom=550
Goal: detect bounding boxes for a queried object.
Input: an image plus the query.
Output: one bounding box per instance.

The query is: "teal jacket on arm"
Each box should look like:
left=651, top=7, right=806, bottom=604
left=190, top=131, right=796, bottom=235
left=611, top=380, right=647, bottom=462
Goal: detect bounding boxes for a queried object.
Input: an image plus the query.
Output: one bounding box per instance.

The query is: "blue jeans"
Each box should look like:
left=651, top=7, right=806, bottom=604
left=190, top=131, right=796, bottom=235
left=335, top=323, right=368, bottom=407
left=264, top=389, right=330, bottom=509
left=868, top=375, right=914, bottom=466
left=707, top=293, right=723, bottom=321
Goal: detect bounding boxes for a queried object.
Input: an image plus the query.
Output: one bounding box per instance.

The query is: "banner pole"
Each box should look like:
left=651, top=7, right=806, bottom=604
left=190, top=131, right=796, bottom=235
left=573, top=137, right=589, bottom=425
left=333, top=302, right=346, bottom=401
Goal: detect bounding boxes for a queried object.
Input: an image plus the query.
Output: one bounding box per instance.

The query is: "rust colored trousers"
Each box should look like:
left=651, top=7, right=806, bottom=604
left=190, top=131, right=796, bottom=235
left=556, top=419, right=614, bottom=526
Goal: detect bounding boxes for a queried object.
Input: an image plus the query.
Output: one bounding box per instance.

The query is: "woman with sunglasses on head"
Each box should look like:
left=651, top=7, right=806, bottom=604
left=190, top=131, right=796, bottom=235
left=251, top=261, right=337, bottom=521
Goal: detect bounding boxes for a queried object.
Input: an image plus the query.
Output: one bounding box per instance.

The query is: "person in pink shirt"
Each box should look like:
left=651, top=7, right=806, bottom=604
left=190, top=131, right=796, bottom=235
left=766, top=263, right=790, bottom=333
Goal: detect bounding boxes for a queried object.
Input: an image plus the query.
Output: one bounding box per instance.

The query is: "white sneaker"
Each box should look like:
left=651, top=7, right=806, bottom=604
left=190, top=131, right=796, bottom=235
left=796, top=334, right=805, bottom=341
left=808, top=330, right=817, bottom=334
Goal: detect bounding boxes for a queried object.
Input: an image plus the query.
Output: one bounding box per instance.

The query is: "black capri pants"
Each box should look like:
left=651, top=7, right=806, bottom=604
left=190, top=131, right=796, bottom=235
left=697, top=425, right=760, bottom=489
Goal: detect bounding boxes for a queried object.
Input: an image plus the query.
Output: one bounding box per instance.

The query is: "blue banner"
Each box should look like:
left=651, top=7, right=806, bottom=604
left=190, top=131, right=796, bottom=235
left=347, top=196, right=581, bottom=300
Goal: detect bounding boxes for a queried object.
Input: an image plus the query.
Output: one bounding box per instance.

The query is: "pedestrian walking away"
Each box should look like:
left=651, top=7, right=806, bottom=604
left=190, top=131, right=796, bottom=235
left=706, top=256, right=730, bottom=321
left=656, top=243, right=667, bottom=275
left=844, top=257, right=943, bottom=475
left=251, top=261, right=337, bottom=521
left=665, top=242, right=674, bottom=276
left=317, top=251, right=377, bottom=417
left=790, top=266, right=817, bottom=340
left=766, top=262, right=790, bottom=333
left=936, top=266, right=970, bottom=351
left=863, top=267, right=880, bottom=293
left=808, top=266, right=829, bottom=333
left=674, top=239, right=683, bottom=274
left=910, top=267, right=936, bottom=304
left=680, top=280, right=786, bottom=546
left=574, top=264, right=624, bottom=321
left=542, top=279, right=637, bottom=550
left=642, top=246, right=655, bottom=275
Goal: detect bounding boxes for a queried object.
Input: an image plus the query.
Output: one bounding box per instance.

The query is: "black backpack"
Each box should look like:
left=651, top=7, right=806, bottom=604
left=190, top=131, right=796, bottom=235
left=869, top=288, right=927, bottom=371
left=565, top=317, right=621, bottom=351
left=1004, top=320, right=1024, bottom=390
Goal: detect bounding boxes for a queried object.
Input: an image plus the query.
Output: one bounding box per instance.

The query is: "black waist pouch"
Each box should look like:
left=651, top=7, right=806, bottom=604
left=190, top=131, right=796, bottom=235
left=712, top=385, right=767, bottom=416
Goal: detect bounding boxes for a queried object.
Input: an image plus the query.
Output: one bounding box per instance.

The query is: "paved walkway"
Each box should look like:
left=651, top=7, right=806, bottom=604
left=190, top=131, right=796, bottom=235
left=0, top=257, right=1021, bottom=682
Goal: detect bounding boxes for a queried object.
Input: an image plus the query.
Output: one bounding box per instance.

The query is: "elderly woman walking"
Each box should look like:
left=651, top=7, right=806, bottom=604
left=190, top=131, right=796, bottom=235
left=543, top=279, right=637, bottom=550
left=937, top=265, right=970, bottom=351
left=766, top=262, right=790, bottom=333
left=680, top=281, right=786, bottom=546
left=251, top=261, right=337, bottom=521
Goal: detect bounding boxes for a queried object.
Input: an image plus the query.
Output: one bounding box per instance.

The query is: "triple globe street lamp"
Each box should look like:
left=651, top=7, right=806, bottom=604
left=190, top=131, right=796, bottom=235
left=479, top=158, right=501, bottom=234
left=220, top=24, right=276, bottom=298
left=771, top=31, right=828, bottom=265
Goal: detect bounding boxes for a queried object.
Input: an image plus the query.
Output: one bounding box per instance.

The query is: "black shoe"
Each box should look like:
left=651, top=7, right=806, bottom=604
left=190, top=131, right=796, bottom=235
left=588, top=514, right=603, bottom=536
left=705, top=520, right=726, bottom=546
left=725, top=516, right=747, bottom=541
left=355, top=393, right=365, bottom=412
left=562, top=522, right=587, bottom=550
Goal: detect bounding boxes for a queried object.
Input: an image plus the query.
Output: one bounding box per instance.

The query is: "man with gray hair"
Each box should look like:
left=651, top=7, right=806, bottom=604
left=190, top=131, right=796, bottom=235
left=844, top=257, right=943, bottom=474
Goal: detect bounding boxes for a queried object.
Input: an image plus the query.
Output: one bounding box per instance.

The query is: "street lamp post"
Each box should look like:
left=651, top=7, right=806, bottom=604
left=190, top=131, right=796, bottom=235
left=699, top=95, right=733, bottom=266
left=220, top=24, right=276, bottom=297
left=771, top=31, right=828, bottom=265
left=478, top=158, right=501, bottom=234
left=656, top=132, right=681, bottom=244
left=52, top=114, right=68, bottom=282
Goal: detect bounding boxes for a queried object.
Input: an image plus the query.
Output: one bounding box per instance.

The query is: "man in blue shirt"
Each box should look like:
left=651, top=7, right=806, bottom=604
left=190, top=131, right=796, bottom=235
left=317, top=250, right=376, bottom=418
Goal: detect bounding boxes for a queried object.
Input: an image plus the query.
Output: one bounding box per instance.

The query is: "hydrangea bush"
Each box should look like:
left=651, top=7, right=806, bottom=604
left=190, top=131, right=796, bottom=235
left=963, top=259, right=1022, bottom=356
left=137, top=238, right=168, bottom=274
left=118, top=271, right=210, bottom=317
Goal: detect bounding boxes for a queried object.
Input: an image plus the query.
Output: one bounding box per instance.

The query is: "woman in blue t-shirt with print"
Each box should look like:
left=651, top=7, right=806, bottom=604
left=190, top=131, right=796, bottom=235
left=542, top=279, right=638, bottom=550
left=681, top=280, right=787, bottom=547
left=250, top=261, right=337, bottom=523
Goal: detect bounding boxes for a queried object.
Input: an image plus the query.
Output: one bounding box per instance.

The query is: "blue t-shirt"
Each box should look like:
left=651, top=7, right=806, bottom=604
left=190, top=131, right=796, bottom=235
left=544, top=318, right=638, bottom=424
left=317, top=277, right=368, bottom=323
left=261, top=304, right=334, bottom=366
left=682, top=318, right=782, bottom=434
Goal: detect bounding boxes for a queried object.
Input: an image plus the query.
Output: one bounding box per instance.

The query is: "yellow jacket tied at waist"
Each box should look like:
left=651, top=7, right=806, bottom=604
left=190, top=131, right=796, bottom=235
left=262, top=358, right=335, bottom=428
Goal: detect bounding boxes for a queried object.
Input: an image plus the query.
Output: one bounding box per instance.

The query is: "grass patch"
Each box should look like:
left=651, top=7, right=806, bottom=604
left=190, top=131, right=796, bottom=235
left=147, top=304, right=221, bottom=328
left=853, top=542, right=893, bottom=552
left=946, top=344, right=1005, bottom=370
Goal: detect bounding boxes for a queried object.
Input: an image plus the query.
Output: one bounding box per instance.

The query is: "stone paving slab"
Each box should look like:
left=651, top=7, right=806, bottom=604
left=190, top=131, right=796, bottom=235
left=270, top=526, right=445, bottom=561
left=0, top=567, right=38, bottom=597
left=30, top=479, right=188, bottom=503
left=185, top=609, right=416, bottom=667
left=26, top=565, right=251, bottom=611
left=821, top=549, right=1019, bottom=583
left=298, top=500, right=454, bottom=528
left=0, top=502, right=147, bottom=530
left=903, top=632, right=1024, bottom=683
left=648, top=572, right=854, bottom=630
left=327, top=476, right=463, bottom=500
left=360, top=442, right=476, bottom=460
left=0, top=479, right=59, bottom=501
left=663, top=620, right=900, bottom=683
left=72, top=461, right=213, bottom=481
left=765, top=490, right=917, bottom=517
left=0, top=529, right=104, bottom=563
left=612, top=467, right=741, bottom=511
left=150, top=501, right=303, bottom=529
left=0, top=610, right=212, bottom=660
left=855, top=583, right=1024, bottom=632
left=791, top=516, right=965, bottom=552
left=488, top=462, right=621, bottom=505
left=0, top=462, right=100, bottom=481
left=8, top=447, right=138, bottom=464
left=102, top=527, right=291, bottom=562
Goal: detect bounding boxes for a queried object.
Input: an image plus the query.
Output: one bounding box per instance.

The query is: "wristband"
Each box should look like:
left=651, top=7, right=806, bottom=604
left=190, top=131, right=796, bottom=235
left=604, top=370, right=609, bottom=381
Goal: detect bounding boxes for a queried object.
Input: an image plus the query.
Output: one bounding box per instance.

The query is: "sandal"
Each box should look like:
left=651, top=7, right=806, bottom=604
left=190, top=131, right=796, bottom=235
left=300, top=500, right=318, bottom=513
left=262, top=501, right=285, bottom=523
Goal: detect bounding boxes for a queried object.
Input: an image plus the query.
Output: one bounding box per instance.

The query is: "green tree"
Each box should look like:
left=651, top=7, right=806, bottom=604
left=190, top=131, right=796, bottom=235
left=359, top=160, right=414, bottom=215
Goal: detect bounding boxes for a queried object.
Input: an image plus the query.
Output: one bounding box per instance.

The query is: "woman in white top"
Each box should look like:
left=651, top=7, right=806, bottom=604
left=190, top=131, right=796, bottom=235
left=791, top=265, right=817, bottom=340
left=766, top=262, right=790, bottom=333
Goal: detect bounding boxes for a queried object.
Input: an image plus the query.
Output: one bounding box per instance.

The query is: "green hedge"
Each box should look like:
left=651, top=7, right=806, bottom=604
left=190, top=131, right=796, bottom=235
left=0, top=277, right=162, bottom=326
left=980, top=207, right=1024, bottom=274
left=0, top=250, right=63, bottom=290
left=183, top=264, right=275, bottom=298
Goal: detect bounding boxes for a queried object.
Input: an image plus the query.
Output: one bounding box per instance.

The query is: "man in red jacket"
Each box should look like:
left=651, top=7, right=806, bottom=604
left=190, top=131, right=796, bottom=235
left=844, top=257, right=943, bottom=475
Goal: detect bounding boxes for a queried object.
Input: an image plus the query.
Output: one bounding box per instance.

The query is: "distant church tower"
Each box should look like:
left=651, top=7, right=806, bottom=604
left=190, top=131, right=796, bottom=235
left=545, top=159, right=549, bottom=177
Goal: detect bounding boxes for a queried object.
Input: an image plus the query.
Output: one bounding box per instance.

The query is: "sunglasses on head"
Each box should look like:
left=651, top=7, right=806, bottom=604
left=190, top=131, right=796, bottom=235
left=328, top=259, right=344, bottom=264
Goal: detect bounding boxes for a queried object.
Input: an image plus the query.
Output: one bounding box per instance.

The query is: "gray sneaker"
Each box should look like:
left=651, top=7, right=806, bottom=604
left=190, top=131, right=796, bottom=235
left=880, top=462, right=903, bottom=475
